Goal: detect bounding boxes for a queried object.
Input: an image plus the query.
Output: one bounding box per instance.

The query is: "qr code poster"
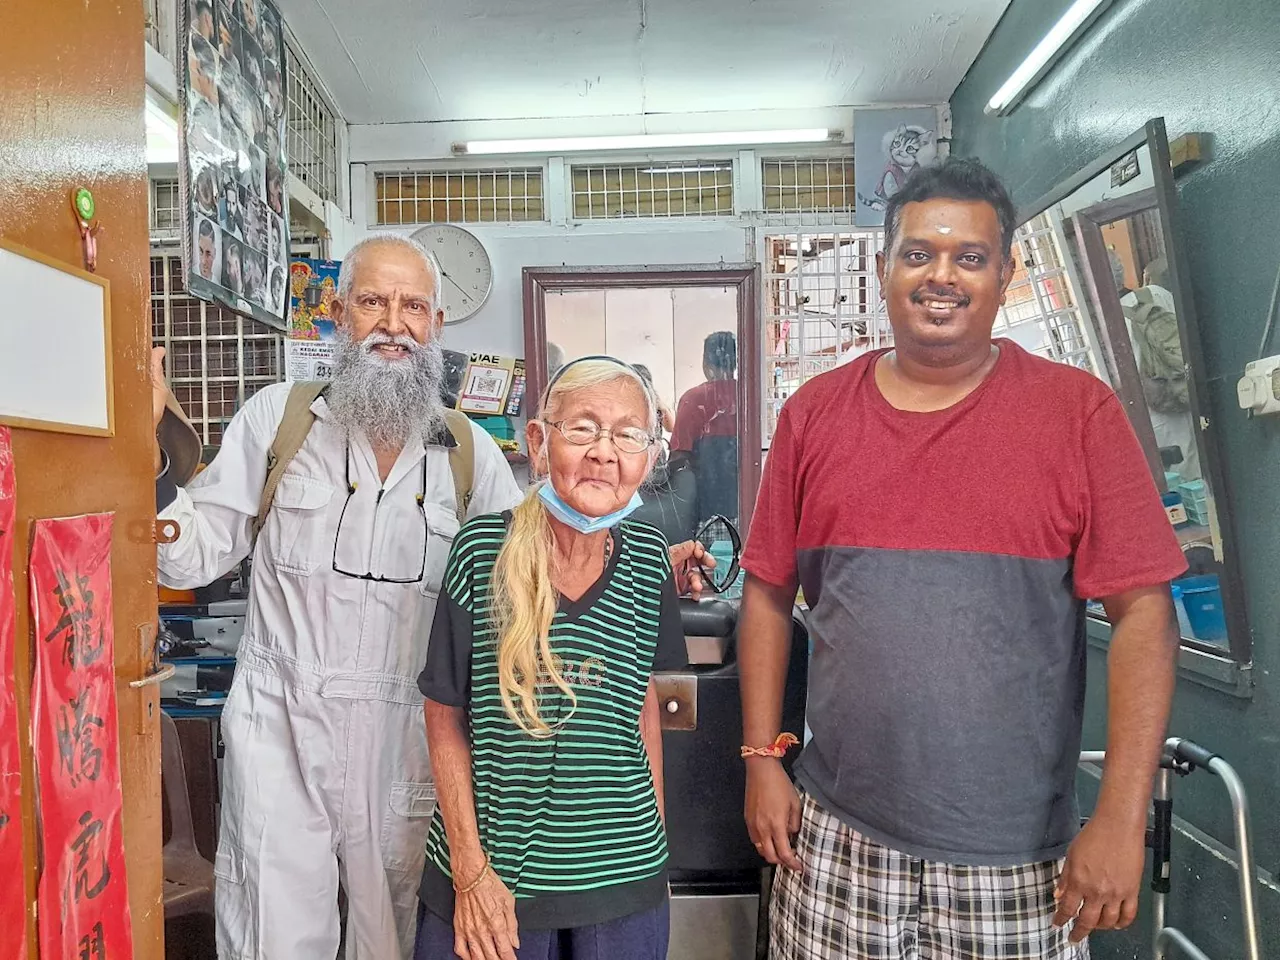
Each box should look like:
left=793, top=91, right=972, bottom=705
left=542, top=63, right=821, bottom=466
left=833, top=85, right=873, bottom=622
left=458, top=353, right=517, bottom=415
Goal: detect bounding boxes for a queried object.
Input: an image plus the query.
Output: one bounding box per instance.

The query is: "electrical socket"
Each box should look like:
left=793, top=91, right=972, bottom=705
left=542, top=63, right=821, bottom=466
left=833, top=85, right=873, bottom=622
left=1237, top=354, right=1280, bottom=416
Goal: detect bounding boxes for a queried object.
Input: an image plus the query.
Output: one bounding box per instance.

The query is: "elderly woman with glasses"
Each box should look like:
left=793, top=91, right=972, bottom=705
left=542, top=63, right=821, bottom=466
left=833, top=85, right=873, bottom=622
left=414, top=357, right=686, bottom=960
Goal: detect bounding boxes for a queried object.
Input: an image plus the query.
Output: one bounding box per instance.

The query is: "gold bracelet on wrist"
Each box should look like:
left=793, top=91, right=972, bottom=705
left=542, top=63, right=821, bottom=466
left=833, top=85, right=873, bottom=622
left=454, top=856, right=491, bottom=895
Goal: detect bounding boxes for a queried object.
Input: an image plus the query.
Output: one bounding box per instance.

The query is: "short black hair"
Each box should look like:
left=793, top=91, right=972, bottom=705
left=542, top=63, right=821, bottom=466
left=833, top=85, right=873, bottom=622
left=198, top=218, right=215, bottom=240
left=883, top=156, right=1018, bottom=260
left=703, top=331, right=736, bottom=373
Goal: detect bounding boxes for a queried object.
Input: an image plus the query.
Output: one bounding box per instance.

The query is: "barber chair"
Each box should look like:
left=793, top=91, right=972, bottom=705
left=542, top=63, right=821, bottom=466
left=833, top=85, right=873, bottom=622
left=658, top=598, right=809, bottom=960
left=161, top=711, right=217, bottom=958
left=631, top=461, right=699, bottom=546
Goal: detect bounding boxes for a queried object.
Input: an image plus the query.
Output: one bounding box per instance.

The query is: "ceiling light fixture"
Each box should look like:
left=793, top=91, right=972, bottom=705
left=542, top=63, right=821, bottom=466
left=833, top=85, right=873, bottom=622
left=984, top=0, right=1115, bottom=116
left=639, top=164, right=733, bottom=175
left=455, top=129, right=838, bottom=156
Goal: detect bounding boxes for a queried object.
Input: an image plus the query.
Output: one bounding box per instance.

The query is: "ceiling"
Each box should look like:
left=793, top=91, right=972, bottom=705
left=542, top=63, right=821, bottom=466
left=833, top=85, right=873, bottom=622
left=277, top=0, right=1013, bottom=128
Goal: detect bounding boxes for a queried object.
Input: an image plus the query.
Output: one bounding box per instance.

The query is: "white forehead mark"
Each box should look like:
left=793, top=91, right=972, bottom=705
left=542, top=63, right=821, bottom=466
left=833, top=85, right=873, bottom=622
left=936, top=225, right=953, bottom=235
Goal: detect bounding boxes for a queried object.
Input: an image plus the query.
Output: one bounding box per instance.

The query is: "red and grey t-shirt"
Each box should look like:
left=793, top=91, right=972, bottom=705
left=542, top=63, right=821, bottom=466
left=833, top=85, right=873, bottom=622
left=670, top=378, right=738, bottom=453
left=743, top=341, right=1186, bottom=865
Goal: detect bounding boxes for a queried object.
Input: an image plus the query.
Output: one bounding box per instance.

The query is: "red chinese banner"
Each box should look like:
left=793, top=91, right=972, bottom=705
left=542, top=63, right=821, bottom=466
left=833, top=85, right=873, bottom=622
left=0, top=428, right=26, bottom=960
left=30, top=513, right=132, bottom=960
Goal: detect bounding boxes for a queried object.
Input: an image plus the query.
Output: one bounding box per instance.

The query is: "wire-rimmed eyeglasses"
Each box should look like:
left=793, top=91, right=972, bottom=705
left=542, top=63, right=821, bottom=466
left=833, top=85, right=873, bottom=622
left=331, top=442, right=429, bottom=584
left=544, top=417, right=657, bottom=455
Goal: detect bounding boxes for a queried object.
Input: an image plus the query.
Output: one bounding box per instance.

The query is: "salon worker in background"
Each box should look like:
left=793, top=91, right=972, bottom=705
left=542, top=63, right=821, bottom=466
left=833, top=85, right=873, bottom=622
left=416, top=357, right=685, bottom=960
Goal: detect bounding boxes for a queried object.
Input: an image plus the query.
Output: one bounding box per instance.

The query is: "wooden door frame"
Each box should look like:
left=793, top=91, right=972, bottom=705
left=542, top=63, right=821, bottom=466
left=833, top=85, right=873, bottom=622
left=522, top=263, right=763, bottom=535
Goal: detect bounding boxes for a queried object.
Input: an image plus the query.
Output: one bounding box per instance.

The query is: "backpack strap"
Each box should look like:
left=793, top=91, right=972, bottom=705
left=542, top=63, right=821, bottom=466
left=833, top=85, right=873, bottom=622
left=443, top=410, right=476, bottom=524
left=253, top=381, right=328, bottom=538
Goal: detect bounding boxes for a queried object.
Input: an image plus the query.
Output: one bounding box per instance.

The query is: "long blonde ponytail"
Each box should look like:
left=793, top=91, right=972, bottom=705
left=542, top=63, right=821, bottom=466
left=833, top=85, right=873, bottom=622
left=491, top=491, right=573, bottom=737
left=490, top=356, right=660, bottom=737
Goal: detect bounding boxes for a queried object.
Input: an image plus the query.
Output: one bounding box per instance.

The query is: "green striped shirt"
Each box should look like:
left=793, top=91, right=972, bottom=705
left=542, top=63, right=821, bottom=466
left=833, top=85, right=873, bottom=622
left=417, top=512, right=685, bottom=930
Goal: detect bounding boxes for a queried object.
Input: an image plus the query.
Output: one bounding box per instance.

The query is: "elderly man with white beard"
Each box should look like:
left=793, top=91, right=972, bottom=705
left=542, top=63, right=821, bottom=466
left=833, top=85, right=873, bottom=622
left=151, top=234, right=712, bottom=960
left=151, top=233, right=522, bottom=960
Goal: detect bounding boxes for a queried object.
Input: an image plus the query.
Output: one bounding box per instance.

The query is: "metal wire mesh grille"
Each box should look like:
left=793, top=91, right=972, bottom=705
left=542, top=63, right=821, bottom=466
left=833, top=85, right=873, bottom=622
left=375, top=169, right=545, bottom=224
left=762, top=158, right=856, bottom=213
left=571, top=161, right=734, bottom=219
left=285, top=44, right=339, bottom=203
left=762, top=230, right=889, bottom=444
left=151, top=252, right=284, bottom=448
left=995, top=213, right=1098, bottom=373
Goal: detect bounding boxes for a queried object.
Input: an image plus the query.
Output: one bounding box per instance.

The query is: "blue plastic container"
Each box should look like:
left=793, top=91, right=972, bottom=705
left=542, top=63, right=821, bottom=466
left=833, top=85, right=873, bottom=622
left=1169, top=583, right=1194, bottom=637
left=1176, top=574, right=1227, bottom=643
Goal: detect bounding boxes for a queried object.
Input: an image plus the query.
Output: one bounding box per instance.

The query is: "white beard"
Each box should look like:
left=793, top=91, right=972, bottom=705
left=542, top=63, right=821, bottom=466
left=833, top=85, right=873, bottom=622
left=325, top=326, right=447, bottom=449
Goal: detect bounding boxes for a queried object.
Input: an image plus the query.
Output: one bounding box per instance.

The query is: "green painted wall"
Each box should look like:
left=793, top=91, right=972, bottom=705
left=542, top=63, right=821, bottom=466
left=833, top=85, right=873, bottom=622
left=951, top=0, right=1280, bottom=955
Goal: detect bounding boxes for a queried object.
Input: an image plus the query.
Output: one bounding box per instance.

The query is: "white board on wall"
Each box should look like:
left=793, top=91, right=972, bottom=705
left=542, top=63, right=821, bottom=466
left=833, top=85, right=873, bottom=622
left=0, top=240, right=113, bottom=436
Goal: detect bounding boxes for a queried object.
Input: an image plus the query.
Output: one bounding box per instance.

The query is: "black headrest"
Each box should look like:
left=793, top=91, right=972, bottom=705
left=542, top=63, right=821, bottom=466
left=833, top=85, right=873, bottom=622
left=679, top=598, right=738, bottom=637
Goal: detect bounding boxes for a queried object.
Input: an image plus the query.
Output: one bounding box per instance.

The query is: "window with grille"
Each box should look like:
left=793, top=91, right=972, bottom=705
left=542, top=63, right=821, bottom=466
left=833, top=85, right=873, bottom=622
left=571, top=161, right=733, bottom=220
left=995, top=214, right=1098, bottom=374
left=375, top=169, right=545, bottom=225
left=762, top=158, right=856, bottom=214
left=149, top=178, right=181, bottom=240
left=762, top=230, right=889, bottom=443
left=286, top=44, right=339, bottom=204
left=144, top=0, right=161, bottom=50
left=151, top=252, right=284, bottom=449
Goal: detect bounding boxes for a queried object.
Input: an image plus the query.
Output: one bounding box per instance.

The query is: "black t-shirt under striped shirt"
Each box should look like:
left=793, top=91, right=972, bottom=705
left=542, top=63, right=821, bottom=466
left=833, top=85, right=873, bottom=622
left=417, top=512, right=686, bottom=930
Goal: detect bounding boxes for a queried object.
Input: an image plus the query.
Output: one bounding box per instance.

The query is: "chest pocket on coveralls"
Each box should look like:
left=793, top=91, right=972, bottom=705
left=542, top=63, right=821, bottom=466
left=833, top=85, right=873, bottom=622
left=268, top=475, right=335, bottom=575
left=417, top=503, right=459, bottom=598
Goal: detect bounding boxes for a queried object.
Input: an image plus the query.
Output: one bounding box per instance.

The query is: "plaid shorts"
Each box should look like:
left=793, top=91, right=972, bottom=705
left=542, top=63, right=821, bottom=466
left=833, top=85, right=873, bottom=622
left=770, top=793, right=1090, bottom=960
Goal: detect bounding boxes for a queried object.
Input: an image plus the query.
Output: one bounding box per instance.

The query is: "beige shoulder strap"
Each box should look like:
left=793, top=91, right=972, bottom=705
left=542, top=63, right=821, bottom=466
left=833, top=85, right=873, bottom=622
left=253, top=381, right=328, bottom=537
left=443, top=409, right=476, bottom=523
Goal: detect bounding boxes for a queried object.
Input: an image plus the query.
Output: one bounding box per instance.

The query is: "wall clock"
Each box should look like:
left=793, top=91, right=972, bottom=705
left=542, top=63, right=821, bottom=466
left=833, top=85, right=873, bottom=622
left=410, top=223, right=493, bottom=324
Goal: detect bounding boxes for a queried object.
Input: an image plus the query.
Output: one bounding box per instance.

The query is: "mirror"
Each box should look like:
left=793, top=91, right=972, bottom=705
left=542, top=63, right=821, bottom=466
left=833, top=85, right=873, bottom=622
left=1011, top=120, right=1247, bottom=661
left=523, top=266, right=762, bottom=584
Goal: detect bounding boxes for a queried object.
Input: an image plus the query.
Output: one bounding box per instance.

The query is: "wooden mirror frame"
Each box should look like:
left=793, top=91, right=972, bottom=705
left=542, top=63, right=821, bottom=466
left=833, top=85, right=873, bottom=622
left=1021, top=118, right=1251, bottom=669
left=522, top=263, right=763, bottom=535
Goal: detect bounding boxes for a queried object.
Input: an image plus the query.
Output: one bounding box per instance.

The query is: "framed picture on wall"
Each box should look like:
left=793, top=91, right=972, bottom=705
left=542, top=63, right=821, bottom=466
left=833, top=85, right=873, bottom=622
left=852, top=107, right=942, bottom=227
left=178, top=0, right=291, bottom=330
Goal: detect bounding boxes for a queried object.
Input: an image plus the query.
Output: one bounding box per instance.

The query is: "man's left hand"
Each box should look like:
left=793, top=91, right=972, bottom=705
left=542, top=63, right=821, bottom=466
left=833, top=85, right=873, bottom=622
left=669, top=541, right=713, bottom=599
left=1053, top=812, right=1145, bottom=942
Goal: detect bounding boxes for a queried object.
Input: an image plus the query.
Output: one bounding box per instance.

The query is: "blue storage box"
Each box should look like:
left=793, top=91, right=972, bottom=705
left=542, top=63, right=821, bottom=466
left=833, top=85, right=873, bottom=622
left=1175, top=574, right=1227, bottom=643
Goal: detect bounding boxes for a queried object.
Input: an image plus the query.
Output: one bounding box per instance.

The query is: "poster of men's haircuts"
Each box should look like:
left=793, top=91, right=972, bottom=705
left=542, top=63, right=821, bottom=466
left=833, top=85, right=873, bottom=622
left=853, top=108, right=942, bottom=228
left=180, top=0, right=291, bottom=330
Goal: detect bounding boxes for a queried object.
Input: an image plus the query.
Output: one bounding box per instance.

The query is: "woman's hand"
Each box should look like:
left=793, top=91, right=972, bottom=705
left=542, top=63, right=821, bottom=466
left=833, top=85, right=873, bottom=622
left=669, top=540, right=713, bottom=599
left=453, top=868, right=520, bottom=960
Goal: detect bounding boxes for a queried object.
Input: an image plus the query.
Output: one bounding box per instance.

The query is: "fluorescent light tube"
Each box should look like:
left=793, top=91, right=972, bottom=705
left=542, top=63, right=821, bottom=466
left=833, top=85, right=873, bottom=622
left=456, top=129, right=837, bottom=156
left=146, top=96, right=180, bottom=165
left=984, top=0, right=1114, bottom=116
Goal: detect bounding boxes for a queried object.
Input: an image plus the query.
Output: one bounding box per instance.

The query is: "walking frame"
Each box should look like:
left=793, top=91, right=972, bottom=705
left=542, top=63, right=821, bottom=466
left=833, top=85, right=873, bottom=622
left=1080, top=737, right=1262, bottom=960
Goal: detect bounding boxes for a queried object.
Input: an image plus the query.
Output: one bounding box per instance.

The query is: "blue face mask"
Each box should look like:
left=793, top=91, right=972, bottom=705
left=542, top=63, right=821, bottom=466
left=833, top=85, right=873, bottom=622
left=538, top=481, right=643, bottom=534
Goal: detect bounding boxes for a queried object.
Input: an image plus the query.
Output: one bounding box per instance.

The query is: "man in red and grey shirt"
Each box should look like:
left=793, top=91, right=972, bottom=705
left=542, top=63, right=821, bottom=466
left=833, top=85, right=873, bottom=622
left=671, top=331, right=739, bottom=523
left=740, top=158, right=1186, bottom=959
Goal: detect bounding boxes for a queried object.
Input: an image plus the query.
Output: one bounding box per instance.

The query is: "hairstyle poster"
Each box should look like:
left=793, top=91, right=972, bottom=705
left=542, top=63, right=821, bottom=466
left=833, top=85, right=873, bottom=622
left=853, top=108, right=941, bottom=228
left=180, top=0, right=291, bottom=329
left=285, top=258, right=341, bottom=381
